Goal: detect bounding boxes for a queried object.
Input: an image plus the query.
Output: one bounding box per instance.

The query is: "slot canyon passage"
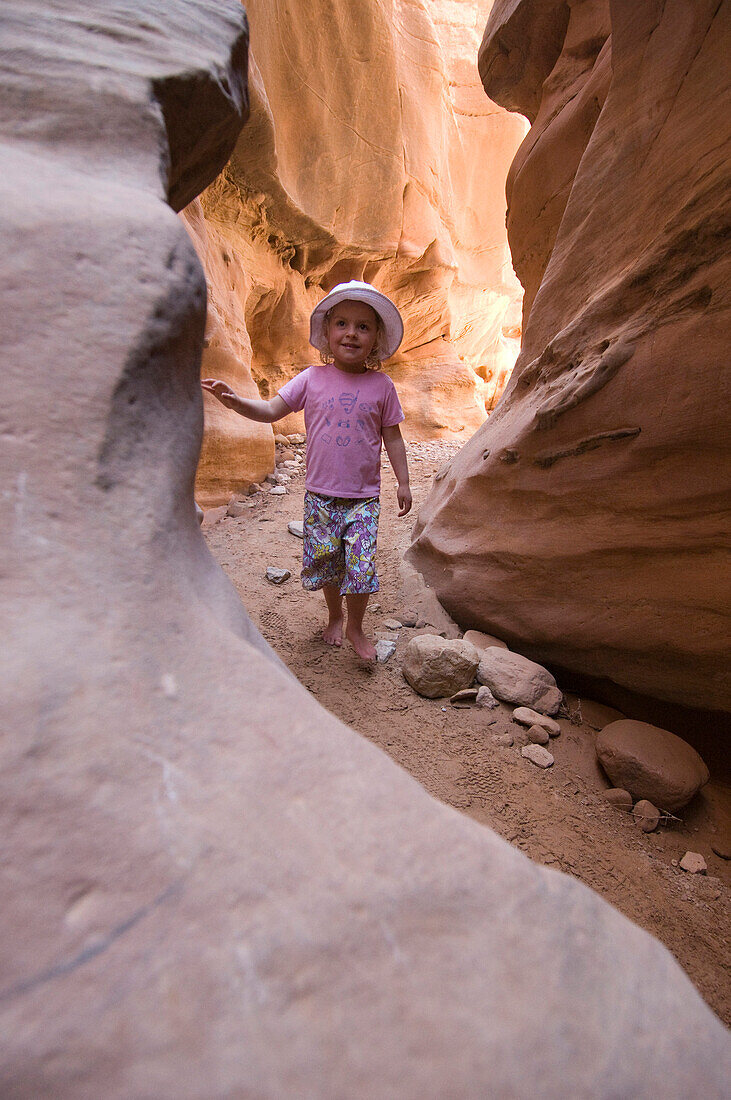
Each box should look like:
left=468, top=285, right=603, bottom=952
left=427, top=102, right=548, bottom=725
left=2, top=1, right=730, bottom=1097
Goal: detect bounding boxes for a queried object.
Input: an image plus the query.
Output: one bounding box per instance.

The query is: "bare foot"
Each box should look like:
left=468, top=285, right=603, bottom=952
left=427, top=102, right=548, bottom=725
left=323, top=618, right=343, bottom=647
left=346, top=624, right=376, bottom=661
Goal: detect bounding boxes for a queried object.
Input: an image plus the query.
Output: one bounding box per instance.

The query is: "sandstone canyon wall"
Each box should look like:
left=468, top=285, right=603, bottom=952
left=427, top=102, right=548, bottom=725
left=185, top=0, right=528, bottom=504
left=410, top=0, right=731, bottom=715
left=2, top=1, right=730, bottom=1095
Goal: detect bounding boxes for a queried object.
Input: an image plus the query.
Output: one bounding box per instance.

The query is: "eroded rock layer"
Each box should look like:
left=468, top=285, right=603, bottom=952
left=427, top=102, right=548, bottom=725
left=185, top=0, right=528, bottom=503
left=411, top=0, right=731, bottom=713
left=1, top=1, right=729, bottom=1094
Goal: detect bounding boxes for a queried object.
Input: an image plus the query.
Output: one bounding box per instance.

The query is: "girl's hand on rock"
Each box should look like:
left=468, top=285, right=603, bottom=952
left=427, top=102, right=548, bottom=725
left=202, top=379, right=238, bottom=409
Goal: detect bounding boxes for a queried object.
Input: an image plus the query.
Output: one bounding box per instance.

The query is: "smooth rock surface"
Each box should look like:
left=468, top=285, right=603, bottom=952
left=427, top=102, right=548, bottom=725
left=287, top=520, right=304, bottom=538
left=2, top=2, right=730, bottom=1097
left=410, top=0, right=731, bottom=712
left=477, top=648, right=562, bottom=714
left=402, top=635, right=480, bottom=699
left=596, top=721, right=710, bottom=812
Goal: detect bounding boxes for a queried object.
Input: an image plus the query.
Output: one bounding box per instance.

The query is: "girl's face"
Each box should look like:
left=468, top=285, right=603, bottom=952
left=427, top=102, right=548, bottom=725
left=326, top=300, right=379, bottom=372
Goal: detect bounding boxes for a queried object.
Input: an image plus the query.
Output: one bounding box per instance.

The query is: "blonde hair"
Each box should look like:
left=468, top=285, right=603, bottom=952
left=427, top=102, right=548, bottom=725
left=319, top=305, right=387, bottom=370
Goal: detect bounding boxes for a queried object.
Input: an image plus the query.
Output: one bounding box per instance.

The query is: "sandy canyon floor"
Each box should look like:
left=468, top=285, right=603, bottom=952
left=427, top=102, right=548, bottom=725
left=203, top=440, right=730, bottom=1026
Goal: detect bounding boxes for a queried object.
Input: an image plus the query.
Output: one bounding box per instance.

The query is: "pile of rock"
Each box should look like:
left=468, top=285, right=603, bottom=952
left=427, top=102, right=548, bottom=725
left=402, top=633, right=562, bottom=715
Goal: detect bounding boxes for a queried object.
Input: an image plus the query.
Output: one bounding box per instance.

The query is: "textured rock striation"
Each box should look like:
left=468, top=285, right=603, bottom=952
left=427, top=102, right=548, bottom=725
left=410, top=0, right=731, bottom=713
left=185, top=0, right=528, bottom=503
left=1, top=2, right=729, bottom=1096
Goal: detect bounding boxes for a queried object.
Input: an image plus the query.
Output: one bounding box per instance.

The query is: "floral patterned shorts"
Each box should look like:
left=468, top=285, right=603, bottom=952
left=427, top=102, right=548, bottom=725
left=302, top=492, right=380, bottom=595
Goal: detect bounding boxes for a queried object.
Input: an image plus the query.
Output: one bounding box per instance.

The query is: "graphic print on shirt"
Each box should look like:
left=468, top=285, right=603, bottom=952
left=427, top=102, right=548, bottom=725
left=318, top=390, right=373, bottom=450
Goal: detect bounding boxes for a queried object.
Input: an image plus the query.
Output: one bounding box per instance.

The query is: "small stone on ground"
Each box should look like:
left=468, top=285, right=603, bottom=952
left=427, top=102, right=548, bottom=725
left=269, top=486, right=287, bottom=496
left=633, top=799, right=660, bottom=832
left=679, top=851, right=707, bottom=874
left=603, top=788, right=633, bottom=811
left=527, top=724, right=550, bottom=745
left=383, top=618, right=402, bottom=630
left=265, top=567, right=291, bottom=585
left=375, top=639, right=397, bottom=663
left=512, top=707, right=561, bottom=736
left=476, top=686, right=499, bottom=708
left=288, top=520, right=304, bottom=538
left=450, top=688, right=479, bottom=704
left=521, top=744, right=554, bottom=768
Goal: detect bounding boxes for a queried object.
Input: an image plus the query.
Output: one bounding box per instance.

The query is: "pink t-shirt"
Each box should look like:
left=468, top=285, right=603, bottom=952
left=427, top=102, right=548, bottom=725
left=278, top=364, right=404, bottom=498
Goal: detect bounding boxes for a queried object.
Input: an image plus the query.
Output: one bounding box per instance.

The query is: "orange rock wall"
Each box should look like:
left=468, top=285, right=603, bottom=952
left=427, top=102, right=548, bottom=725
left=185, top=0, right=527, bottom=504
left=410, top=0, right=731, bottom=713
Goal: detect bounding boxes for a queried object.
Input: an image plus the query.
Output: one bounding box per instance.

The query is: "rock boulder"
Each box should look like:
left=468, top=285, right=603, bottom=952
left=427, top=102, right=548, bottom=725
left=477, top=648, right=562, bottom=714
left=596, top=721, right=710, bottom=812
left=402, top=635, right=480, bottom=699
left=409, top=0, right=731, bottom=713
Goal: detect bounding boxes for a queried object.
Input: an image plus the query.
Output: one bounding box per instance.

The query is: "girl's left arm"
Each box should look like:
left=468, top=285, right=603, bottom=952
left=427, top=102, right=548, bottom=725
left=382, top=424, right=412, bottom=516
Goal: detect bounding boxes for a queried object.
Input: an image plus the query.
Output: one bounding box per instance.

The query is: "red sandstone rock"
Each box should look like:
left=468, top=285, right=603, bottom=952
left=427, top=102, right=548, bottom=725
left=597, top=721, right=710, bottom=812
left=1, top=2, right=729, bottom=1096
left=182, top=0, right=529, bottom=499
left=410, top=0, right=731, bottom=713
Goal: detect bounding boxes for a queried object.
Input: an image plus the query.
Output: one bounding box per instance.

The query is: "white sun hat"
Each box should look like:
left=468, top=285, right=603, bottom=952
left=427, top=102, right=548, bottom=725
left=309, top=280, right=404, bottom=359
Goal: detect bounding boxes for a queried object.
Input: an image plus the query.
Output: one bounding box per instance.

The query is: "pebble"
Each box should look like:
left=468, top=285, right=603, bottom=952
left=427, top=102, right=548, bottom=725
left=273, top=472, right=290, bottom=484
left=287, top=520, right=304, bottom=539
left=269, top=486, right=287, bottom=496
left=202, top=505, right=227, bottom=527
left=476, top=686, right=499, bottom=709
left=288, top=433, right=306, bottom=444
left=521, top=744, right=554, bottom=769
left=277, top=447, right=296, bottom=461
left=265, top=567, right=291, bottom=585
left=450, top=688, right=479, bottom=705
left=633, top=799, right=660, bottom=833
left=398, top=610, right=418, bottom=627
left=602, top=788, right=633, bottom=811
left=527, top=723, right=550, bottom=746
left=227, top=500, right=249, bottom=518
left=383, top=618, right=403, bottom=631
left=274, top=433, right=290, bottom=446
left=282, top=460, right=300, bottom=469
left=679, top=851, right=707, bottom=874
left=512, top=707, right=561, bottom=737
left=493, top=732, right=514, bottom=748
left=375, top=639, right=397, bottom=662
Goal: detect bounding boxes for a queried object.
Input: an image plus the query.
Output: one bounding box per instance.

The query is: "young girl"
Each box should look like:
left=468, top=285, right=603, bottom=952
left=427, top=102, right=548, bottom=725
left=202, top=280, right=411, bottom=661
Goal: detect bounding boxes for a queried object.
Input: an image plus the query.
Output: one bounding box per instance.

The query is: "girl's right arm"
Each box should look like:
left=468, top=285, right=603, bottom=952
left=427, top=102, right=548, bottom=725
left=201, top=379, right=290, bottom=423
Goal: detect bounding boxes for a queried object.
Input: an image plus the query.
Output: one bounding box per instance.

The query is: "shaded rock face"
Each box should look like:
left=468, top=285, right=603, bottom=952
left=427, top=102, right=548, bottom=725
left=410, top=0, right=731, bottom=713
left=184, top=0, right=529, bottom=502
left=1, top=1, right=730, bottom=1096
